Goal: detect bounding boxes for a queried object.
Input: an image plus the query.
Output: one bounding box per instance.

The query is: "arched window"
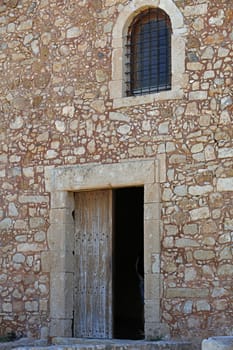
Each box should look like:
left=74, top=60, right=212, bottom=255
left=126, top=8, right=172, bottom=96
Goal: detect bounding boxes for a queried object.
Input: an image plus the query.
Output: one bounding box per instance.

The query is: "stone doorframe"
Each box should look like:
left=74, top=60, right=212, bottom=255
left=43, top=157, right=168, bottom=339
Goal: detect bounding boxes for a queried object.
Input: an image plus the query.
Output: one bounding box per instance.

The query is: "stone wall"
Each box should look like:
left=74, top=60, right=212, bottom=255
left=0, top=0, right=232, bottom=342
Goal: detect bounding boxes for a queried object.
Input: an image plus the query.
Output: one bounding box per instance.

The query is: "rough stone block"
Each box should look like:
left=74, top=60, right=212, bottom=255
left=194, top=250, right=215, bottom=260
left=19, top=195, right=49, bottom=204
left=188, top=185, right=213, bottom=196
left=184, top=4, right=208, bottom=16
left=190, top=207, right=210, bottom=221
left=189, top=91, right=208, bottom=100
left=217, top=178, right=233, bottom=192
left=166, top=288, right=209, bottom=298
left=175, top=238, right=199, bottom=248
left=202, top=337, right=233, bottom=350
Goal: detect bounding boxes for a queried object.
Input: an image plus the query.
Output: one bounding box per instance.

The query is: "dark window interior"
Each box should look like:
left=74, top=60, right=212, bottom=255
left=126, top=8, right=172, bottom=96
left=113, top=187, right=144, bottom=340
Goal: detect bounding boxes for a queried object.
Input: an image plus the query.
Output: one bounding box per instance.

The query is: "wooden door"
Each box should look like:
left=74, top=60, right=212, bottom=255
left=74, top=190, right=113, bottom=338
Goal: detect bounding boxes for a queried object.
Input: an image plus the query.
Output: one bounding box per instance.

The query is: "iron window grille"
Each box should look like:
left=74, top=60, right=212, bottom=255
left=125, top=8, right=172, bottom=96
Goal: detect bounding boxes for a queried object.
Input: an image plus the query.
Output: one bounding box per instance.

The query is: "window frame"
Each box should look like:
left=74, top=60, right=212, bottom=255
left=126, top=8, right=172, bottom=96
left=110, top=0, right=186, bottom=108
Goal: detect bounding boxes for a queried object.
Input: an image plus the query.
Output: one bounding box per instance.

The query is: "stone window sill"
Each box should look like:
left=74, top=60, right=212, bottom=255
left=111, top=88, right=184, bottom=108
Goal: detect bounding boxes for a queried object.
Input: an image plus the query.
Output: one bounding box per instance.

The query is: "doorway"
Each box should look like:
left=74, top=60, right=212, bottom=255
left=113, top=187, right=144, bottom=339
left=48, top=160, right=162, bottom=340
left=73, top=187, right=144, bottom=340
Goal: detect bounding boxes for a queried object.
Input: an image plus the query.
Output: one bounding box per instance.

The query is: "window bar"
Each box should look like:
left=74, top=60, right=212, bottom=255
left=157, top=12, right=160, bottom=92
left=149, top=8, right=154, bottom=94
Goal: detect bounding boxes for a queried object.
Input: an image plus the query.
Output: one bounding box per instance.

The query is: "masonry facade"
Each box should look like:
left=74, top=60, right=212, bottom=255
left=0, top=0, right=232, bottom=345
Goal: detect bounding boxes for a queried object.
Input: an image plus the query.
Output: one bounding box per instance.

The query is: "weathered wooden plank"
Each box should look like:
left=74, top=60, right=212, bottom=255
left=74, top=190, right=112, bottom=338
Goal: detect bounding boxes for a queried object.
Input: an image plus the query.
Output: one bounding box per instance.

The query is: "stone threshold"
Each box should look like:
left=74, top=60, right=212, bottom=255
left=0, top=339, right=47, bottom=350
left=2, top=337, right=192, bottom=350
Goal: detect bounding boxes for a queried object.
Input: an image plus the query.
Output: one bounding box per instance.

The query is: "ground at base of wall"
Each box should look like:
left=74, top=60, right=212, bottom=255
left=8, top=335, right=233, bottom=350
left=0, top=337, right=194, bottom=350
left=0, top=338, right=47, bottom=350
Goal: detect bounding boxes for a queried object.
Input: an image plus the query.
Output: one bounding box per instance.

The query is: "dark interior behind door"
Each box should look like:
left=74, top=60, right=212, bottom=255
left=113, top=187, right=144, bottom=339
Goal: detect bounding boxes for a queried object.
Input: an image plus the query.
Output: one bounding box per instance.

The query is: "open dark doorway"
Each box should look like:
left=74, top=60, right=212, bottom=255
left=113, top=187, right=144, bottom=340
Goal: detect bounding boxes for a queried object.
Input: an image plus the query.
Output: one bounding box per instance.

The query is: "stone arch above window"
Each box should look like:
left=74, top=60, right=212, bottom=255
left=110, top=0, right=186, bottom=108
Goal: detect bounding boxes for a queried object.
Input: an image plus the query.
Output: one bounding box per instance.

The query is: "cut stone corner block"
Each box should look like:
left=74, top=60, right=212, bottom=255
left=50, top=190, right=75, bottom=210
left=49, top=318, right=73, bottom=338
left=145, top=322, right=170, bottom=341
left=202, top=337, right=233, bottom=350
left=50, top=272, right=74, bottom=319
